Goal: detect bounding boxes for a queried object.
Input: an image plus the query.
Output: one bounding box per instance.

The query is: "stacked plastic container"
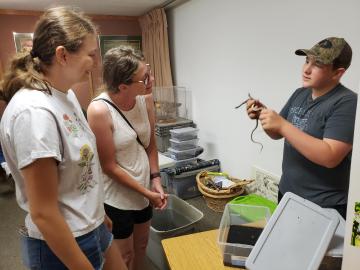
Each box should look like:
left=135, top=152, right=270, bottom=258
left=168, top=127, right=200, bottom=167
left=155, top=119, right=195, bottom=152
left=161, top=126, right=221, bottom=199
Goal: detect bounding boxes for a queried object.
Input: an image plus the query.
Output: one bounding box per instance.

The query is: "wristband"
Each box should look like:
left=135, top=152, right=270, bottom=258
left=150, top=172, right=161, bottom=180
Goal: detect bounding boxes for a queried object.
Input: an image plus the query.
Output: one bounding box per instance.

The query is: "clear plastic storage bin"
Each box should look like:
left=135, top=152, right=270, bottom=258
left=170, top=138, right=199, bottom=150
left=146, top=194, right=204, bottom=270
left=168, top=147, right=201, bottom=160
left=218, top=204, right=271, bottom=268
left=163, top=163, right=220, bottom=199
left=245, top=192, right=341, bottom=270
left=170, top=127, right=199, bottom=141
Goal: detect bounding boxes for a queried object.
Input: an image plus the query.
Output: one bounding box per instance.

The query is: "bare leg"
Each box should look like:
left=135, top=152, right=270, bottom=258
left=132, top=221, right=151, bottom=270
left=114, top=236, right=134, bottom=269
left=103, top=241, right=128, bottom=270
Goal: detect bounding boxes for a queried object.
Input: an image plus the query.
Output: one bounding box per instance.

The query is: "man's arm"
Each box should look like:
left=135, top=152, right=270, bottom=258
left=246, top=99, right=283, bottom=140
left=259, top=108, right=352, bottom=168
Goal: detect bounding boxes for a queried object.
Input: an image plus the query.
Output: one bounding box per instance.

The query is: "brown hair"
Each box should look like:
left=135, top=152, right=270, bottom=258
left=0, top=6, right=96, bottom=103
left=102, top=46, right=144, bottom=93
left=333, top=42, right=352, bottom=70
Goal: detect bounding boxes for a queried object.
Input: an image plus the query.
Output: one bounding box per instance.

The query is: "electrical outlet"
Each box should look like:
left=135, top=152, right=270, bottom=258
left=246, top=166, right=280, bottom=202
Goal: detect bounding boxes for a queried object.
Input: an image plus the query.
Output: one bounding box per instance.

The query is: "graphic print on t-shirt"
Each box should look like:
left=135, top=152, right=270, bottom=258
left=72, top=112, right=85, bottom=133
left=63, top=113, right=80, bottom=137
left=289, top=106, right=313, bottom=131
left=77, top=144, right=97, bottom=194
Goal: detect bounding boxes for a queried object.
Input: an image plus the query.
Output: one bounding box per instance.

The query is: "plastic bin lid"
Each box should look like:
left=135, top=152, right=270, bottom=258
left=245, top=192, right=339, bottom=270
left=167, top=146, right=201, bottom=153
left=170, top=127, right=199, bottom=134
left=230, top=194, right=277, bottom=214
left=169, top=137, right=199, bottom=143
left=324, top=208, right=345, bottom=257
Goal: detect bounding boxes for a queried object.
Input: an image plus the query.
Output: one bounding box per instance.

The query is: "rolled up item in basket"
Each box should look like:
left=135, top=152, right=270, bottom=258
left=196, top=171, right=253, bottom=212
left=213, top=176, right=234, bottom=189
left=196, top=171, right=253, bottom=196
left=196, top=171, right=253, bottom=195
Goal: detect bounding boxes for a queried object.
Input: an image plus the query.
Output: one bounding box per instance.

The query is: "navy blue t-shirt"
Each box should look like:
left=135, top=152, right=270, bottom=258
left=279, top=83, right=357, bottom=207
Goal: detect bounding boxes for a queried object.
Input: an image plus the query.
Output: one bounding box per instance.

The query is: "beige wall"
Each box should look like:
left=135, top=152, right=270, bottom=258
left=0, top=10, right=141, bottom=109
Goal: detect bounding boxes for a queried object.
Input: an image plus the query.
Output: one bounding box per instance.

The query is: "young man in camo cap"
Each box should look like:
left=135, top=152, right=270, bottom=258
left=246, top=37, right=357, bottom=219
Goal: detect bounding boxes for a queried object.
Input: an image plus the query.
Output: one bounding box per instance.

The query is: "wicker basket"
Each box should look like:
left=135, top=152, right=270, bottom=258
left=196, top=171, right=253, bottom=212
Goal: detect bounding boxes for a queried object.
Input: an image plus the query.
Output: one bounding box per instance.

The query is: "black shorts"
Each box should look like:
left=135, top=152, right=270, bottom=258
left=104, top=204, right=153, bottom=239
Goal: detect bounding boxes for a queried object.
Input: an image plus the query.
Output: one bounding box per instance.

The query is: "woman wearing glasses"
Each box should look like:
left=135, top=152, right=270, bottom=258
left=87, top=47, right=168, bottom=270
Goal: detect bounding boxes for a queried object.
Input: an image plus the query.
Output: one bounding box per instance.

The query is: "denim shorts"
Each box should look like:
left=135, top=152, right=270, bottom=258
left=20, top=223, right=113, bottom=270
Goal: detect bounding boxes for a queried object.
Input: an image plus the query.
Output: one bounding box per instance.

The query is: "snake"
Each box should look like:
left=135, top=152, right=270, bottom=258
left=235, top=93, right=264, bottom=151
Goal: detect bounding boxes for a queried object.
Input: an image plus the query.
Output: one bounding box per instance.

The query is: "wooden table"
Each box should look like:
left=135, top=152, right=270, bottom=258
left=162, top=229, right=243, bottom=270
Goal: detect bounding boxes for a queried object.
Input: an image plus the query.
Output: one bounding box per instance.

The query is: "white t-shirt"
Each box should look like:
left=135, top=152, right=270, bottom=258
left=0, top=88, right=105, bottom=239
left=96, top=93, right=151, bottom=210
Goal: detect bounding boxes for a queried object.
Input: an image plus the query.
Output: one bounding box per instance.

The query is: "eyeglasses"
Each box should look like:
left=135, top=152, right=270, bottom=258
left=132, top=64, right=151, bottom=86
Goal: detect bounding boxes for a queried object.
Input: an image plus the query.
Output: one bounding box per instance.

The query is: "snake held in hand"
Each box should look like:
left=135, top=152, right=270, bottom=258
left=235, top=94, right=264, bottom=151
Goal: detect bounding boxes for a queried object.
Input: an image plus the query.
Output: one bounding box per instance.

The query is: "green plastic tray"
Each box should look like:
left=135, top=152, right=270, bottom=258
left=230, top=194, right=277, bottom=216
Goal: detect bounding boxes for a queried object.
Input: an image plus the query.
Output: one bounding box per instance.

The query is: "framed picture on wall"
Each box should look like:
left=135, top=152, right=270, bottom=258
left=98, top=35, right=142, bottom=59
left=13, top=32, right=33, bottom=53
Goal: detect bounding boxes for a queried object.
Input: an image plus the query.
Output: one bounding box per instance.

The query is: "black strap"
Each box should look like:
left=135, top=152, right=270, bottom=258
left=96, top=98, right=145, bottom=148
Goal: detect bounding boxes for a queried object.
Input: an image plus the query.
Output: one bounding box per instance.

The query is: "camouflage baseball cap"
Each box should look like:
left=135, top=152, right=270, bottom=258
left=295, top=37, right=350, bottom=66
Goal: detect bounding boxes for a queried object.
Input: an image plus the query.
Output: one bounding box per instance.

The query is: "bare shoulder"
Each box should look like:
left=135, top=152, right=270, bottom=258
left=87, top=100, right=110, bottom=119
left=87, top=100, right=113, bottom=130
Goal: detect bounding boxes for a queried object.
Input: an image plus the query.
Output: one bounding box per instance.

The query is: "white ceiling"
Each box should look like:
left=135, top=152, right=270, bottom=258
left=0, top=0, right=173, bottom=16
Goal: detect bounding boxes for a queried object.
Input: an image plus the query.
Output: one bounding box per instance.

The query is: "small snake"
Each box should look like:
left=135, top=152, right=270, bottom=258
left=235, top=93, right=264, bottom=151
left=250, top=106, right=263, bottom=151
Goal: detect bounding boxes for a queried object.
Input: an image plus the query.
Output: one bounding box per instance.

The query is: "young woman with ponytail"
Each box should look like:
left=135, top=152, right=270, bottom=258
left=0, top=6, right=126, bottom=270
